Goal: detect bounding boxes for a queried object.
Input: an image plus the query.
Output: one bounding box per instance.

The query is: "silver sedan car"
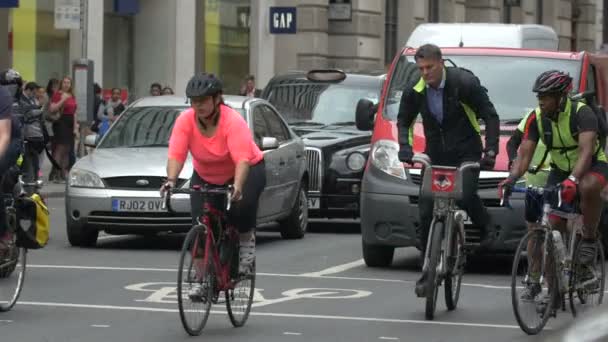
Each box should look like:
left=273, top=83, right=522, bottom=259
left=66, top=95, right=309, bottom=247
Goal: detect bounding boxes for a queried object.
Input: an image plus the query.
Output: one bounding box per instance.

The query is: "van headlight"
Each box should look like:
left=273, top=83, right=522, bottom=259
left=69, top=169, right=105, bottom=188
left=370, top=140, right=407, bottom=180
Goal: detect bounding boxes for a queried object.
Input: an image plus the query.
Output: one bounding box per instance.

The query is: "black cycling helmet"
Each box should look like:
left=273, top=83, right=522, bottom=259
left=0, top=68, right=22, bottom=87
left=185, top=73, right=223, bottom=98
left=532, top=70, right=572, bottom=95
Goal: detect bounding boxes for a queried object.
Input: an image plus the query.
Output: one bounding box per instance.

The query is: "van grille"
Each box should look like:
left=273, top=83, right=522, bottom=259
left=409, top=174, right=504, bottom=190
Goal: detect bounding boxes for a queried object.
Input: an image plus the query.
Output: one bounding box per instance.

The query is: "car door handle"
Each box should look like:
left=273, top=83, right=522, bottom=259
left=279, top=160, right=286, bottom=166
left=296, top=154, right=302, bottom=159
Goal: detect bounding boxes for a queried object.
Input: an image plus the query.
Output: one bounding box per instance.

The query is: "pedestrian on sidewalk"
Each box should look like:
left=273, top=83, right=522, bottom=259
left=48, top=76, right=77, bottom=182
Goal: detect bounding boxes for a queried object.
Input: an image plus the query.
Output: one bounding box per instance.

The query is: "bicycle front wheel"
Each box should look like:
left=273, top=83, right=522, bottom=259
left=569, top=239, right=605, bottom=317
left=511, top=229, right=557, bottom=335
left=444, top=221, right=463, bottom=311
left=0, top=208, right=26, bottom=312
left=177, top=225, right=215, bottom=336
left=226, top=259, right=255, bottom=327
left=0, top=245, right=26, bottom=312
left=425, top=220, right=443, bottom=320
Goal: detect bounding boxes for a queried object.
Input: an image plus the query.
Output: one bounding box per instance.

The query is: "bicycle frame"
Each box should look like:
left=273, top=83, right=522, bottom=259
left=504, top=185, right=585, bottom=293
left=163, top=184, right=238, bottom=292
left=413, top=154, right=479, bottom=276
left=196, top=202, right=239, bottom=292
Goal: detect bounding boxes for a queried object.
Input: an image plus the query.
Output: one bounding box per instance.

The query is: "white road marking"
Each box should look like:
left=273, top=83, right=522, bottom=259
left=283, top=332, right=302, bottom=336
left=18, top=300, right=529, bottom=330
left=32, top=264, right=575, bottom=293
left=379, top=337, right=399, bottom=341
left=90, top=324, right=110, bottom=328
left=27, top=264, right=514, bottom=289
left=30, top=264, right=177, bottom=272
left=300, top=259, right=365, bottom=277
left=0, top=320, right=13, bottom=323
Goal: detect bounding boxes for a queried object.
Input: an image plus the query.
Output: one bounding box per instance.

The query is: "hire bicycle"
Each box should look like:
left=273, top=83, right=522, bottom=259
left=412, top=153, right=480, bottom=320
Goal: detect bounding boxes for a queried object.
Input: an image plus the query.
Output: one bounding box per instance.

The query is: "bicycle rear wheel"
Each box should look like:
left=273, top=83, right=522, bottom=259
left=0, top=209, right=26, bottom=312
left=425, top=220, right=443, bottom=320
left=511, top=229, right=557, bottom=335
left=444, top=221, right=463, bottom=311
left=177, top=225, right=215, bottom=336
left=569, top=239, right=605, bottom=317
left=226, top=257, right=255, bottom=328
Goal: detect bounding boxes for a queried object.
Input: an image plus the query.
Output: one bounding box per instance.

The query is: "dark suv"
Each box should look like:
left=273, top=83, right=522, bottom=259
left=261, top=69, right=385, bottom=219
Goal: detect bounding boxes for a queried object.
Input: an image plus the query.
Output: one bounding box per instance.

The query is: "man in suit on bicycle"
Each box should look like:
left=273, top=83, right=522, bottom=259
left=396, top=44, right=500, bottom=297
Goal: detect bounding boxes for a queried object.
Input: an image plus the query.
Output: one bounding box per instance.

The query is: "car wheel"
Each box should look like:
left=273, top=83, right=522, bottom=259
left=279, top=185, right=308, bottom=239
left=362, top=240, right=394, bottom=267
left=67, top=222, right=99, bottom=247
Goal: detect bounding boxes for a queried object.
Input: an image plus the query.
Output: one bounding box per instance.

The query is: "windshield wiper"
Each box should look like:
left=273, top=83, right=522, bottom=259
left=502, top=119, right=522, bottom=125
left=289, top=121, right=325, bottom=126
left=327, top=121, right=356, bottom=126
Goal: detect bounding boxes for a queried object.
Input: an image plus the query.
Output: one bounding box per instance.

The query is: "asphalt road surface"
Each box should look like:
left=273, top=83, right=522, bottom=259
left=0, top=197, right=583, bottom=342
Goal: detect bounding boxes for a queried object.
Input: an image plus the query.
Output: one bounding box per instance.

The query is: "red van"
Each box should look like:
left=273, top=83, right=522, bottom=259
left=356, top=46, right=608, bottom=267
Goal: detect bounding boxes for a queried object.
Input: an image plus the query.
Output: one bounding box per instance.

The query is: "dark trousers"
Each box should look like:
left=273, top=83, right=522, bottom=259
left=190, top=161, right=266, bottom=233
left=22, top=141, right=42, bottom=183
left=418, top=166, right=488, bottom=251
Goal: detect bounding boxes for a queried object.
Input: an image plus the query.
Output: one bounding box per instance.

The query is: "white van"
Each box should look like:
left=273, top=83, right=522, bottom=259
left=406, top=23, right=559, bottom=51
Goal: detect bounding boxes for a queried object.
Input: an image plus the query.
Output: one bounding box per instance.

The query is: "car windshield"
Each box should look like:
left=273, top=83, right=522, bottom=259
left=97, top=106, right=187, bottom=148
left=383, top=55, right=582, bottom=122
left=266, top=82, right=381, bottom=126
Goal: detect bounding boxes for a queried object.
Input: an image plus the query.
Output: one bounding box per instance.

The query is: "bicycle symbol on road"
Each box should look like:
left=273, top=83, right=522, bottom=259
left=124, top=282, right=372, bottom=307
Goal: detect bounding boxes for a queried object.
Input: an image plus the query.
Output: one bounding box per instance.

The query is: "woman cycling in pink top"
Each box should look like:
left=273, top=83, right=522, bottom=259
left=162, top=73, right=266, bottom=277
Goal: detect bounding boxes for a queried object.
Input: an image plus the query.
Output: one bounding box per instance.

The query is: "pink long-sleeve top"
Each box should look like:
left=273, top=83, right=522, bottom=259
left=168, top=104, right=264, bottom=185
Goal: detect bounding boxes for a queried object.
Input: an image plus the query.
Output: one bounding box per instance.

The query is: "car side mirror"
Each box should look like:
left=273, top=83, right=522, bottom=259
left=261, top=137, right=279, bottom=150
left=356, top=98, right=376, bottom=131
left=84, top=134, right=98, bottom=148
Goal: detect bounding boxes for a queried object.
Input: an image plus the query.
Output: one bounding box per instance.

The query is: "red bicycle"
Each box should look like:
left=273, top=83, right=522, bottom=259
left=163, top=184, right=255, bottom=336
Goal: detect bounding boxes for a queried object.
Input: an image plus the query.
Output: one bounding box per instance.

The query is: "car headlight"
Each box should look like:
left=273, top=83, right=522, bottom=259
left=69, top=169, right=105, bottom=188
left=346, top=152, right=366, bottom=172
left=370, top=140, right=407, bottom=180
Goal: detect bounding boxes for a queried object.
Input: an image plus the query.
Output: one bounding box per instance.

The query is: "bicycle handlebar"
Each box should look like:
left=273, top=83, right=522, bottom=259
left=411, top=153, right=481, bottom=172
left=500, top=184, right=563, bottom=209
left=161, top=184, right=234, bottom=213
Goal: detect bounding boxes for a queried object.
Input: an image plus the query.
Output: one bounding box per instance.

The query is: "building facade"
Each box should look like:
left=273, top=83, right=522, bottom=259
left=1, top=0, right=606, bottom=100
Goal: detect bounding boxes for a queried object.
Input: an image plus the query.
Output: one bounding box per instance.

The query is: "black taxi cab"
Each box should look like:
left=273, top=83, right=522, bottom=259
left=261, top=69, right=385, bottom=219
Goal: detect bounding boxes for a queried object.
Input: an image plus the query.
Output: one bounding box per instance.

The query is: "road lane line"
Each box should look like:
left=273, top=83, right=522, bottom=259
left=379, top=337, right=399, bottom=340
left=0, top=320, right=13, bottom=323
left=27, top=264, right=521, bottom=289
left=28, top=264, right=410, bottom=283
left=299, top=259, right=365, bottom=277
left=283, top=332, right=302, bottom=336
left=29, top=264, right=177, bottom=272
left=90, top=324, right=110, bottom=328
left=18, top=300, right=530, bottom=330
